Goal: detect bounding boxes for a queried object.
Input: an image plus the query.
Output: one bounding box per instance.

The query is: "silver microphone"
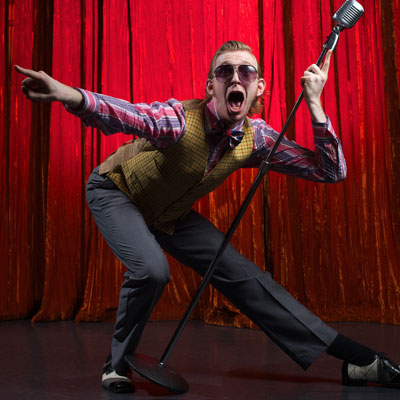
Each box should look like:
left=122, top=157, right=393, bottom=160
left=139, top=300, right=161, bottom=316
left=333, top=0, right=365, bottom=30
left=321, top=0, right=365, bottom=54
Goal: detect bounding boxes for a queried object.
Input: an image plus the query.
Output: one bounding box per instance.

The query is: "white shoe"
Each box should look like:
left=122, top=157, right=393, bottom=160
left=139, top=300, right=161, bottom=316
left=102, top=362, right=134, bottom=393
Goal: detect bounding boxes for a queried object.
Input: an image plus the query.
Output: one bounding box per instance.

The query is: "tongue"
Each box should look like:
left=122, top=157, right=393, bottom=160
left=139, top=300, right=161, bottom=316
left=229, top=100, right=242, bottom=112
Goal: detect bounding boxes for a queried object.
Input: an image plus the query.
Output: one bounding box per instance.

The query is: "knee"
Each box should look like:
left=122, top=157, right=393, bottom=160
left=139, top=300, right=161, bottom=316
left=127, top=252, right=170, bottom=288
left=147, top=254, right=170, bottom=287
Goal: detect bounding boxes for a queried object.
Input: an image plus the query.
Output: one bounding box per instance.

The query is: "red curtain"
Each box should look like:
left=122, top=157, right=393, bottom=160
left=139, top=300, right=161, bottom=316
left=1, top=0, right=400, bottom=326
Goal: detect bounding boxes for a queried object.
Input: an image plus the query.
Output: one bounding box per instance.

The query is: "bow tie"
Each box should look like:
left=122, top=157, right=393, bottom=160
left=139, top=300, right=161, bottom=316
left=209, top=120, right=245, bottom=149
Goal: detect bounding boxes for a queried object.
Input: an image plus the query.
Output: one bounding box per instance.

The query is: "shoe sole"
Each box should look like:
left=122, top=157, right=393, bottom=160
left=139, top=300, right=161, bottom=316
left=102, top=382, right=134, bottom=393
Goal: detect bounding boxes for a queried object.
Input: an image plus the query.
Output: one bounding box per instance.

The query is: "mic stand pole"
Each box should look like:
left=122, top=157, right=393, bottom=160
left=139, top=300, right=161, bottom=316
left=124, top=31, right=340, bottom=394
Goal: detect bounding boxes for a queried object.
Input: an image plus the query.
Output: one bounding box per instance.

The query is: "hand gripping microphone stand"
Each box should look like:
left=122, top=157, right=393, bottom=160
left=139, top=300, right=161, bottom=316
left=124, top=0, right=365, bottom=393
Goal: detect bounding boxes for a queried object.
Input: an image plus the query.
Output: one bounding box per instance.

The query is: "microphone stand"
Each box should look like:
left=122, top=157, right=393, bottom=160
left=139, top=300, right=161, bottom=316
left=124, top=28, right=343, bottom=394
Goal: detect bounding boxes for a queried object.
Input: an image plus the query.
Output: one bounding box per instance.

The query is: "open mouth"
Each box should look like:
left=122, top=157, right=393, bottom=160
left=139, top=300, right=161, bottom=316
left=227, top=91, right=244, bottom=113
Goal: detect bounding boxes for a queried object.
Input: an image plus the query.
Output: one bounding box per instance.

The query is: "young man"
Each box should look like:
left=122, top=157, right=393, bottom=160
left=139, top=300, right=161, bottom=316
left=16, top=41, right=400, bottom=393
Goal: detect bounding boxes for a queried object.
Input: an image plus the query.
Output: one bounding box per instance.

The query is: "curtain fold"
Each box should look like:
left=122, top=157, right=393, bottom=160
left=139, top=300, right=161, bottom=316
left=1, top=0, right=400, bottom=326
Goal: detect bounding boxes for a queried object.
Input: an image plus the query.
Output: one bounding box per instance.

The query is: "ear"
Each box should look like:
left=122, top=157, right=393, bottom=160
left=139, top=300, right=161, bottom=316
left=206, top=79, right=214, bottom=97
left=256, top=78, right=266, bottom=97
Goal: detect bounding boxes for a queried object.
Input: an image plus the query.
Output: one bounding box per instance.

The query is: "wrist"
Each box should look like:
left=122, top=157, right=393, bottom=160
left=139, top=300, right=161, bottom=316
left=306, top=99, right=326, bottom=123
left=61, top=86, right=84, bottom=109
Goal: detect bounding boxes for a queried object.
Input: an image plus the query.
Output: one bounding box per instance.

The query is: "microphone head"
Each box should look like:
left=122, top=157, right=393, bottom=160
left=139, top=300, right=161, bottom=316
left=333, top=0, right=365, bottom=29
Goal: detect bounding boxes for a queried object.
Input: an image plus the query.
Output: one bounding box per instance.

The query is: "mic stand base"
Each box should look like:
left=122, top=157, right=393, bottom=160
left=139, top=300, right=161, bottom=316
left=124, top=353, right=189, bottom=394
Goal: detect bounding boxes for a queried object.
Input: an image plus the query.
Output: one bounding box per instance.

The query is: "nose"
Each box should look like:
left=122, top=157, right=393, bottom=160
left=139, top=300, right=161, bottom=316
left=231, top=66, right=240, bottom=83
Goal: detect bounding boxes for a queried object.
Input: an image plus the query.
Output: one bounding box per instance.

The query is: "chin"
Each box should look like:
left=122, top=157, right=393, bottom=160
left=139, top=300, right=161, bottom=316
left=229, top=111, right=247, bottom=122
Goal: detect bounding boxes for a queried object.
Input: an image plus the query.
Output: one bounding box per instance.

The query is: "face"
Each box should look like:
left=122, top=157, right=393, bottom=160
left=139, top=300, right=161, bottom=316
left=206, top=50, right=266, bottom=128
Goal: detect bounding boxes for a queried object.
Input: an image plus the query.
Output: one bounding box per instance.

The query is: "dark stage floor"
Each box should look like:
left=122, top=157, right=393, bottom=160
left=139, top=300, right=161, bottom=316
left=1, top=319, right=399, bottom=399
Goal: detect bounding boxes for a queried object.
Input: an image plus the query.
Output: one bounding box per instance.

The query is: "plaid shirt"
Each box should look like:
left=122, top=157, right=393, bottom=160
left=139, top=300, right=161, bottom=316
left=67, top=89, right=347, bottom=183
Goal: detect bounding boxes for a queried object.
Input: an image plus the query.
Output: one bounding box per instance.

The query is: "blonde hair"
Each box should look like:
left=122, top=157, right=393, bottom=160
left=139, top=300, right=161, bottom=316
left=204, top=40, right=263, bottom=115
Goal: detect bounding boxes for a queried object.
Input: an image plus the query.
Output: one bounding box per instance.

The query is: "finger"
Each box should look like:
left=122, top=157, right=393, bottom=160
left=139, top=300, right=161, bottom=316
left=303, top=70, right=319, bottom=78
left=321, top=50, right=332, bottom=74
left=21, top=86, right=39, bottom=101
left=22, top=78, right=47, bottom=92
left=306, top=64, right=322, bottom=75
left=302, top=73, right=322, bottom=86
left=14, top=65, right=45, bottom=80
left=300, top=75, right=313, bottom=86
left=21, top=86, right=41, bottom=100
left=301, top=73, right=323, bottom=87
left=21, top=77, right=36, bottom=87
left=22, top=87, right=52, bottom=102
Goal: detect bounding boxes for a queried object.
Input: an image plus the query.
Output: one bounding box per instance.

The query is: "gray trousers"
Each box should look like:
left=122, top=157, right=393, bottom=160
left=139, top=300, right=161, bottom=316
left=86, top=167, right=338, bottom=373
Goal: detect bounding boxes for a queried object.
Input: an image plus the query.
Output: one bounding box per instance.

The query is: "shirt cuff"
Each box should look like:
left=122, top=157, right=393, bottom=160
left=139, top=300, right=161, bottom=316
left=312, top=115, right=335, bottom=139
left=63, top=88, right=98, bottom=119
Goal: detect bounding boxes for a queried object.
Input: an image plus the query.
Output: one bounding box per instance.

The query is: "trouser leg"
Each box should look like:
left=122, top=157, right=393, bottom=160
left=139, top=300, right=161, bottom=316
left=156, top=210, right=338, bottom=370
left=86, top=168, right=170, bottom=372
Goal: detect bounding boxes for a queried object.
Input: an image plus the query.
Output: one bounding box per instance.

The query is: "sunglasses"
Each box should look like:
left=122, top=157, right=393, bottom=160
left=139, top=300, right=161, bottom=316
left=214, top=64, right=258, bottom=83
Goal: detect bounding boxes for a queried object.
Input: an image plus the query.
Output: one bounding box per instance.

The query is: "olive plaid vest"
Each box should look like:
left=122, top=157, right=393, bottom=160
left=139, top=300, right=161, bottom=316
left=107, top=105, right=254, bottom=234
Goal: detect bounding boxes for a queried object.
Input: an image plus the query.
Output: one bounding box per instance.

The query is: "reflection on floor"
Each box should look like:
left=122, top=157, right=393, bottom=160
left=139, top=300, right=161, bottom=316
left=0, top=319, right=399, bottom=399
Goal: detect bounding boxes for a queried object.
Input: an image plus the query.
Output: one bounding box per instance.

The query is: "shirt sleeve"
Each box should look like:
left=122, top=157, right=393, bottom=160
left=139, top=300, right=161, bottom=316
left=245, top=117, right=347, bottom=183
left=64, top=88, right=186, bottom=149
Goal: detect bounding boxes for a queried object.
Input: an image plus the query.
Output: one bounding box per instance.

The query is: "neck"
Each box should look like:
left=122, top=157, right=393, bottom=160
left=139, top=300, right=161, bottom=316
left=206, top=100, right=245, bottom=131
